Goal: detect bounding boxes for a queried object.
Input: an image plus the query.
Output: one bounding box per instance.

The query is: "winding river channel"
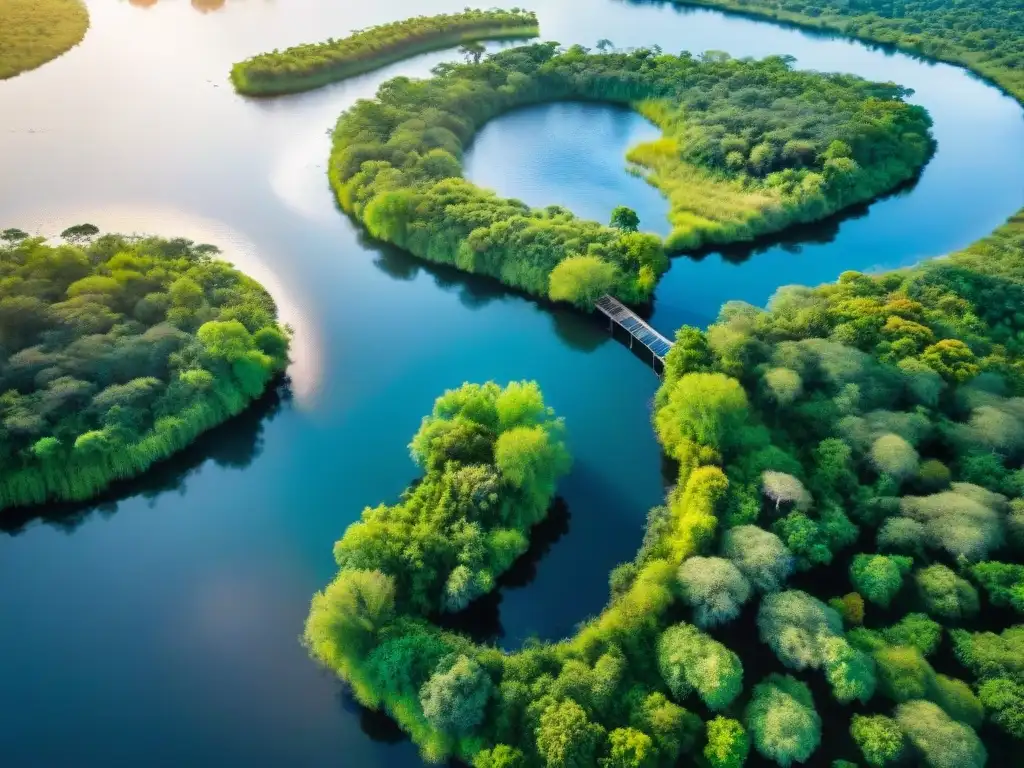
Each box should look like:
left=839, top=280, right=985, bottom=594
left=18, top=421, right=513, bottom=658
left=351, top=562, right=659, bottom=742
left=0, top=0, right=1022, bottom=765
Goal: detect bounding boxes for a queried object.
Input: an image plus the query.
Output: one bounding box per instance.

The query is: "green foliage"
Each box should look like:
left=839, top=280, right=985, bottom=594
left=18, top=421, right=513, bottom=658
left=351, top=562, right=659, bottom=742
left=915, top=565, right=980, bottom=621
left=610, top=206, right=640, bottom=233
left=745, top=674, right=821, bottom=767
left=952, top=625, right=1024, bottom=684
left=322, top=41, right=930, bottom=304
left=0, top=0, right=88, bottom=80
left=419, top=654, right=493, bottom=736
left=979, top=677, right=1024, bottom=739
left=874, top=646, right=934, bottom=702
left=704, top=716, right=749, bottom=768
left=971, top=561, right=1024, bottom=612
left=655, top=373, right=749, bottom=460
left=721, top=524, right=793, bottom=592
left=657, top=622, right=743, bottom=710
left=757, top=590, right=843, bottom=670
left=850, top=714, right=906, bottom=767
left=475, top=744, right=525, bottom=768
left=548, top=255, right=620, bottom=308
left=536, top=698, right=606, bottom=768
left=230, top=9, right=540, bottom=95
left=822, top=635, right=877, bottom=704
left=880, top=614, right=942, bottom=657
left=599, top=727, right=657, bottom=768
left=0, top=232, right=288, bottom=511
left=895, top=700, right=986, bottom=768
left=676, top=556, right=751, bottom=627
left=850, top=554, right=912, bottom=608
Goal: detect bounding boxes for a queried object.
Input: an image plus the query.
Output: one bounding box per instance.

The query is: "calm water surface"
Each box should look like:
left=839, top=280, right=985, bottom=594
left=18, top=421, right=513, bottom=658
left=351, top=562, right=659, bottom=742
left=0, top=0, right=1021, bottom=765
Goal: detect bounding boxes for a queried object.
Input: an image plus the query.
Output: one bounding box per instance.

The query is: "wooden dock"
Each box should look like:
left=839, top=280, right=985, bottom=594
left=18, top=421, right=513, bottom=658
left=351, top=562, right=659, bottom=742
left=594, top=294, right=673, bottom=370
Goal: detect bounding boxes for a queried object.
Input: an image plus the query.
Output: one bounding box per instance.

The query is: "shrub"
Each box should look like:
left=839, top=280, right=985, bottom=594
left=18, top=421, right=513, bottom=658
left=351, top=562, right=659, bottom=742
left=758, top=590, right=843, bottom=669
left=677, top=556, right=752, bottom=627
left=915, top=565, right=979, bottom=620
left=850, top=714, right=906, bottom=766
left=895, top=700, right=986, bottom=768
left=978, top=677, right=1024, bottom=739
left=704, top=716, right=749, bottom=768
left=721, top=524, right=794, bottom=593
left=971, top=561, right=1024, bottom=612
left=745, top=674, right=821, bottom=767
left=657, top=622, right=743, bottom=710
left=420, top=654, right=493, bottom=736
left=536, top=698, right=606, bottom=768
left=870, top=433, right=919, bottom=479
left=850, top=554, right=913, bottom=607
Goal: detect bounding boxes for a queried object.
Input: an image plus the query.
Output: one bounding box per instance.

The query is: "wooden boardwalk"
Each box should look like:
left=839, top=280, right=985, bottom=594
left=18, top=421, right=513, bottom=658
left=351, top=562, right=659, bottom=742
left=594, top=294, right=673, bottom=369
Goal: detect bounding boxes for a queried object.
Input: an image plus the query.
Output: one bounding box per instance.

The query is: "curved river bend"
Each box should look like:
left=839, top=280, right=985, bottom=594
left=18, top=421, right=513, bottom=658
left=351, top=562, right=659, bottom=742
left=0, top=0, right=1021, bottom=765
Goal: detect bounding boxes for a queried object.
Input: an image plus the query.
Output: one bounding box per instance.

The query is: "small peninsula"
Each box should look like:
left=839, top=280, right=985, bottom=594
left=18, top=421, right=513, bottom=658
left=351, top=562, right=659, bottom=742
left=229, top=9, right=540, bottom=96
left=327, top=42, right=933, bottom=307
left=0, top=228, right=290, bottom=513
left=0, top=0, right=89, bottom=80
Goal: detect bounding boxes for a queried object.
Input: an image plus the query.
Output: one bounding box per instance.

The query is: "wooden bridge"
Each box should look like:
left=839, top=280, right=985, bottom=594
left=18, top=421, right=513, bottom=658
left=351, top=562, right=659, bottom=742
left=594, top=294, right=674, bottom=372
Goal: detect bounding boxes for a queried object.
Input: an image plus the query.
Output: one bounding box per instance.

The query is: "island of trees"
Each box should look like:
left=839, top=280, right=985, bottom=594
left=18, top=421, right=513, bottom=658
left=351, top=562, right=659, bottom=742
left=0, top=227, right=290, bottom=513
left=307, top=208, right=1024, bottom=766
left=0, top=0, right=89, bottom=80
left=229, top=9, right=540, bottom=96
left=328, top=41, right=932, bottom=307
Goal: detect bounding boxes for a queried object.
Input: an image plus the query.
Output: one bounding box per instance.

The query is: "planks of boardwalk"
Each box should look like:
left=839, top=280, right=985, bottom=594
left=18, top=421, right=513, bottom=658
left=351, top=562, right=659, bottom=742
left=594, top=294, right=674, bottom=369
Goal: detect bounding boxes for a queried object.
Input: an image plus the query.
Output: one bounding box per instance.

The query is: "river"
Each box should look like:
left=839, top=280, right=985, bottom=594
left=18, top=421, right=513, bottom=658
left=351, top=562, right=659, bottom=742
left=0, top=0, right=1021, bottom=765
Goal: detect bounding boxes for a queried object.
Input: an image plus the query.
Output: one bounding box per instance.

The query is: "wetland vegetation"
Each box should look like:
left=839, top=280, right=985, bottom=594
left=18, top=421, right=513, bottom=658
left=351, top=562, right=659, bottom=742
left=0, top=229, right=290, bottom=513
left=0, top=0, right=89, bottom=80
left=229, top=9, right=540, bottom=96
left=328, top=41, right=932, bottom=307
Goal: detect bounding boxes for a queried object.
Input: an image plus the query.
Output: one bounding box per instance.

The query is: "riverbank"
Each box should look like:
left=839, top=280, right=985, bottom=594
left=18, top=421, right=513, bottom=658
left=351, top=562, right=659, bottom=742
left=229, top=9, right=539, bottom=96
left=0, top=0, right=89, bottom=80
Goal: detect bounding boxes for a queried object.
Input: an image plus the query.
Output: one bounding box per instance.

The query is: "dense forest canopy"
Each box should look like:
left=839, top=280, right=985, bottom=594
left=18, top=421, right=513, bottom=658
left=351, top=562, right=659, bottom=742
left=0, top=0, right=89, bottom=80
left=0, top=228, right=290, bottom=512
left=230, top=9, right=540, bottom=95
left=330, top=41, right=931, bottom=307
left=676, top=0, right=1024, bottom=99
left=307, top=214, right=1024, bottom=768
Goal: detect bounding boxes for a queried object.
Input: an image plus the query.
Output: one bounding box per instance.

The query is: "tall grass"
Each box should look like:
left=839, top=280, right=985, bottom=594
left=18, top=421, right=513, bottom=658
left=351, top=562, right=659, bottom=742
left=0, top=0, right=89, bottom=80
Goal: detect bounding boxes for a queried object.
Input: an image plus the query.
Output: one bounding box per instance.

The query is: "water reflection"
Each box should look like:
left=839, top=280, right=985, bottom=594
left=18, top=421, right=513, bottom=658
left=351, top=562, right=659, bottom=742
left=128, top=0, right=230, bottom=12
left=0, top=378, right=290, bottom=535
left=434, top=498, right=571, bottom=645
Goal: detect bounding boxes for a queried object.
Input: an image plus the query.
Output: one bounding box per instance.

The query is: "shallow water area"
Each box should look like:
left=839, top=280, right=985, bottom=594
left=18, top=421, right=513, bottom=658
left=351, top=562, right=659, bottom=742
left=0, top=0, right=1022, bottom=765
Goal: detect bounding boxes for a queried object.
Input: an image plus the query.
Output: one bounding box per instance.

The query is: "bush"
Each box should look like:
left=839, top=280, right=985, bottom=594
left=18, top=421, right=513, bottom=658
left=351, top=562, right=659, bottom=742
left=677, top=556, right=752, bottom=627
left=758, top=590, right=843, bottom=669
left=420, top=654, right=493, bottom=736
left=721, top=524, right=794, bottom=593
left=978, top=677, right=1024, bottom=739
left=915, top=565, right=979, bottom=621
left=895, top=700, right=986, bottom=768
left=704, top=716, right=749, bottom=768
left=657, top=622, right=743, bottom=710
left=745, top=674, right=821, bottom=767
left=850, top=714, right=906, bottom=766
left=850, top=554, right=913, bottom=607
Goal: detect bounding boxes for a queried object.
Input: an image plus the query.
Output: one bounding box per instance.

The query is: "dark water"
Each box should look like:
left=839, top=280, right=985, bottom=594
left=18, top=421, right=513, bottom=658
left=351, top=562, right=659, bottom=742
left=0, top=0, right=1021, bottom=765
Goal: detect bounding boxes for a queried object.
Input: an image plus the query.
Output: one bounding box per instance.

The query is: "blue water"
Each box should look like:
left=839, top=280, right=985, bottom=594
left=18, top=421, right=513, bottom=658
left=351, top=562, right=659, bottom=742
left=0, top=0, right=1021, bottom=765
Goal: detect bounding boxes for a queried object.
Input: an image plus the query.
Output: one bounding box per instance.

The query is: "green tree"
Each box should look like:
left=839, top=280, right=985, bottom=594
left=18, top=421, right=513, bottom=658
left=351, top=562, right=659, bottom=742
left=704, top=716, right=749, bottom=768
left=420, top=654, right=493, bottom=736
left=599, top=727, right=656, bottom=768
left=850, top=554, right=912, bottom=607
left=677, top=556, right=752, bottom=628
left=536, top=698, right=606, bottom=768
left=657, top=622, right=743, bottom=710
left=850, top=714, right=906, bottom=767
left=745, top=674, right=821, bottom=767
left=610, top=206, right=640, bottom=233
left=548, top=255, right=620, bottom=308
left=895, top=700, right=986, bottom=768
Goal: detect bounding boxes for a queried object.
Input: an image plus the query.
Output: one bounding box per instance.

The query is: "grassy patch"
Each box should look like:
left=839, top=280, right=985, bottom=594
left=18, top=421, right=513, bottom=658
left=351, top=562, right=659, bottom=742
left=0, top=0, right=89, bottom=80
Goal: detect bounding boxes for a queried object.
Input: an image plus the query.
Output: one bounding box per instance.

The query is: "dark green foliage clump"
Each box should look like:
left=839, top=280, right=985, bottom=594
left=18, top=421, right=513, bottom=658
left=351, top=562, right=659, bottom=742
left=0, top=230, right=289, bottom=512
left=230, top=9, right=540, bottom=95
left=328, top=41, right=931, bottom=306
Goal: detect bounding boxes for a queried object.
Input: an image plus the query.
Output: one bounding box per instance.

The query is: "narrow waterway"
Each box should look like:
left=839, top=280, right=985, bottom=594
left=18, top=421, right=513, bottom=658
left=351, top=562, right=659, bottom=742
left=0, top=0, right=1021, bottom=765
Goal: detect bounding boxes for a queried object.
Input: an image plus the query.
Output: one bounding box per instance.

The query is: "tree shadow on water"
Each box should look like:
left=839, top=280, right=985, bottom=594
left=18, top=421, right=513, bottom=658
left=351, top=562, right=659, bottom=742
left=362, top=232, right=612, bottom=354
left=0, top=378, right=292, bottom=536
left=432, top=497, right=571, bottom=646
